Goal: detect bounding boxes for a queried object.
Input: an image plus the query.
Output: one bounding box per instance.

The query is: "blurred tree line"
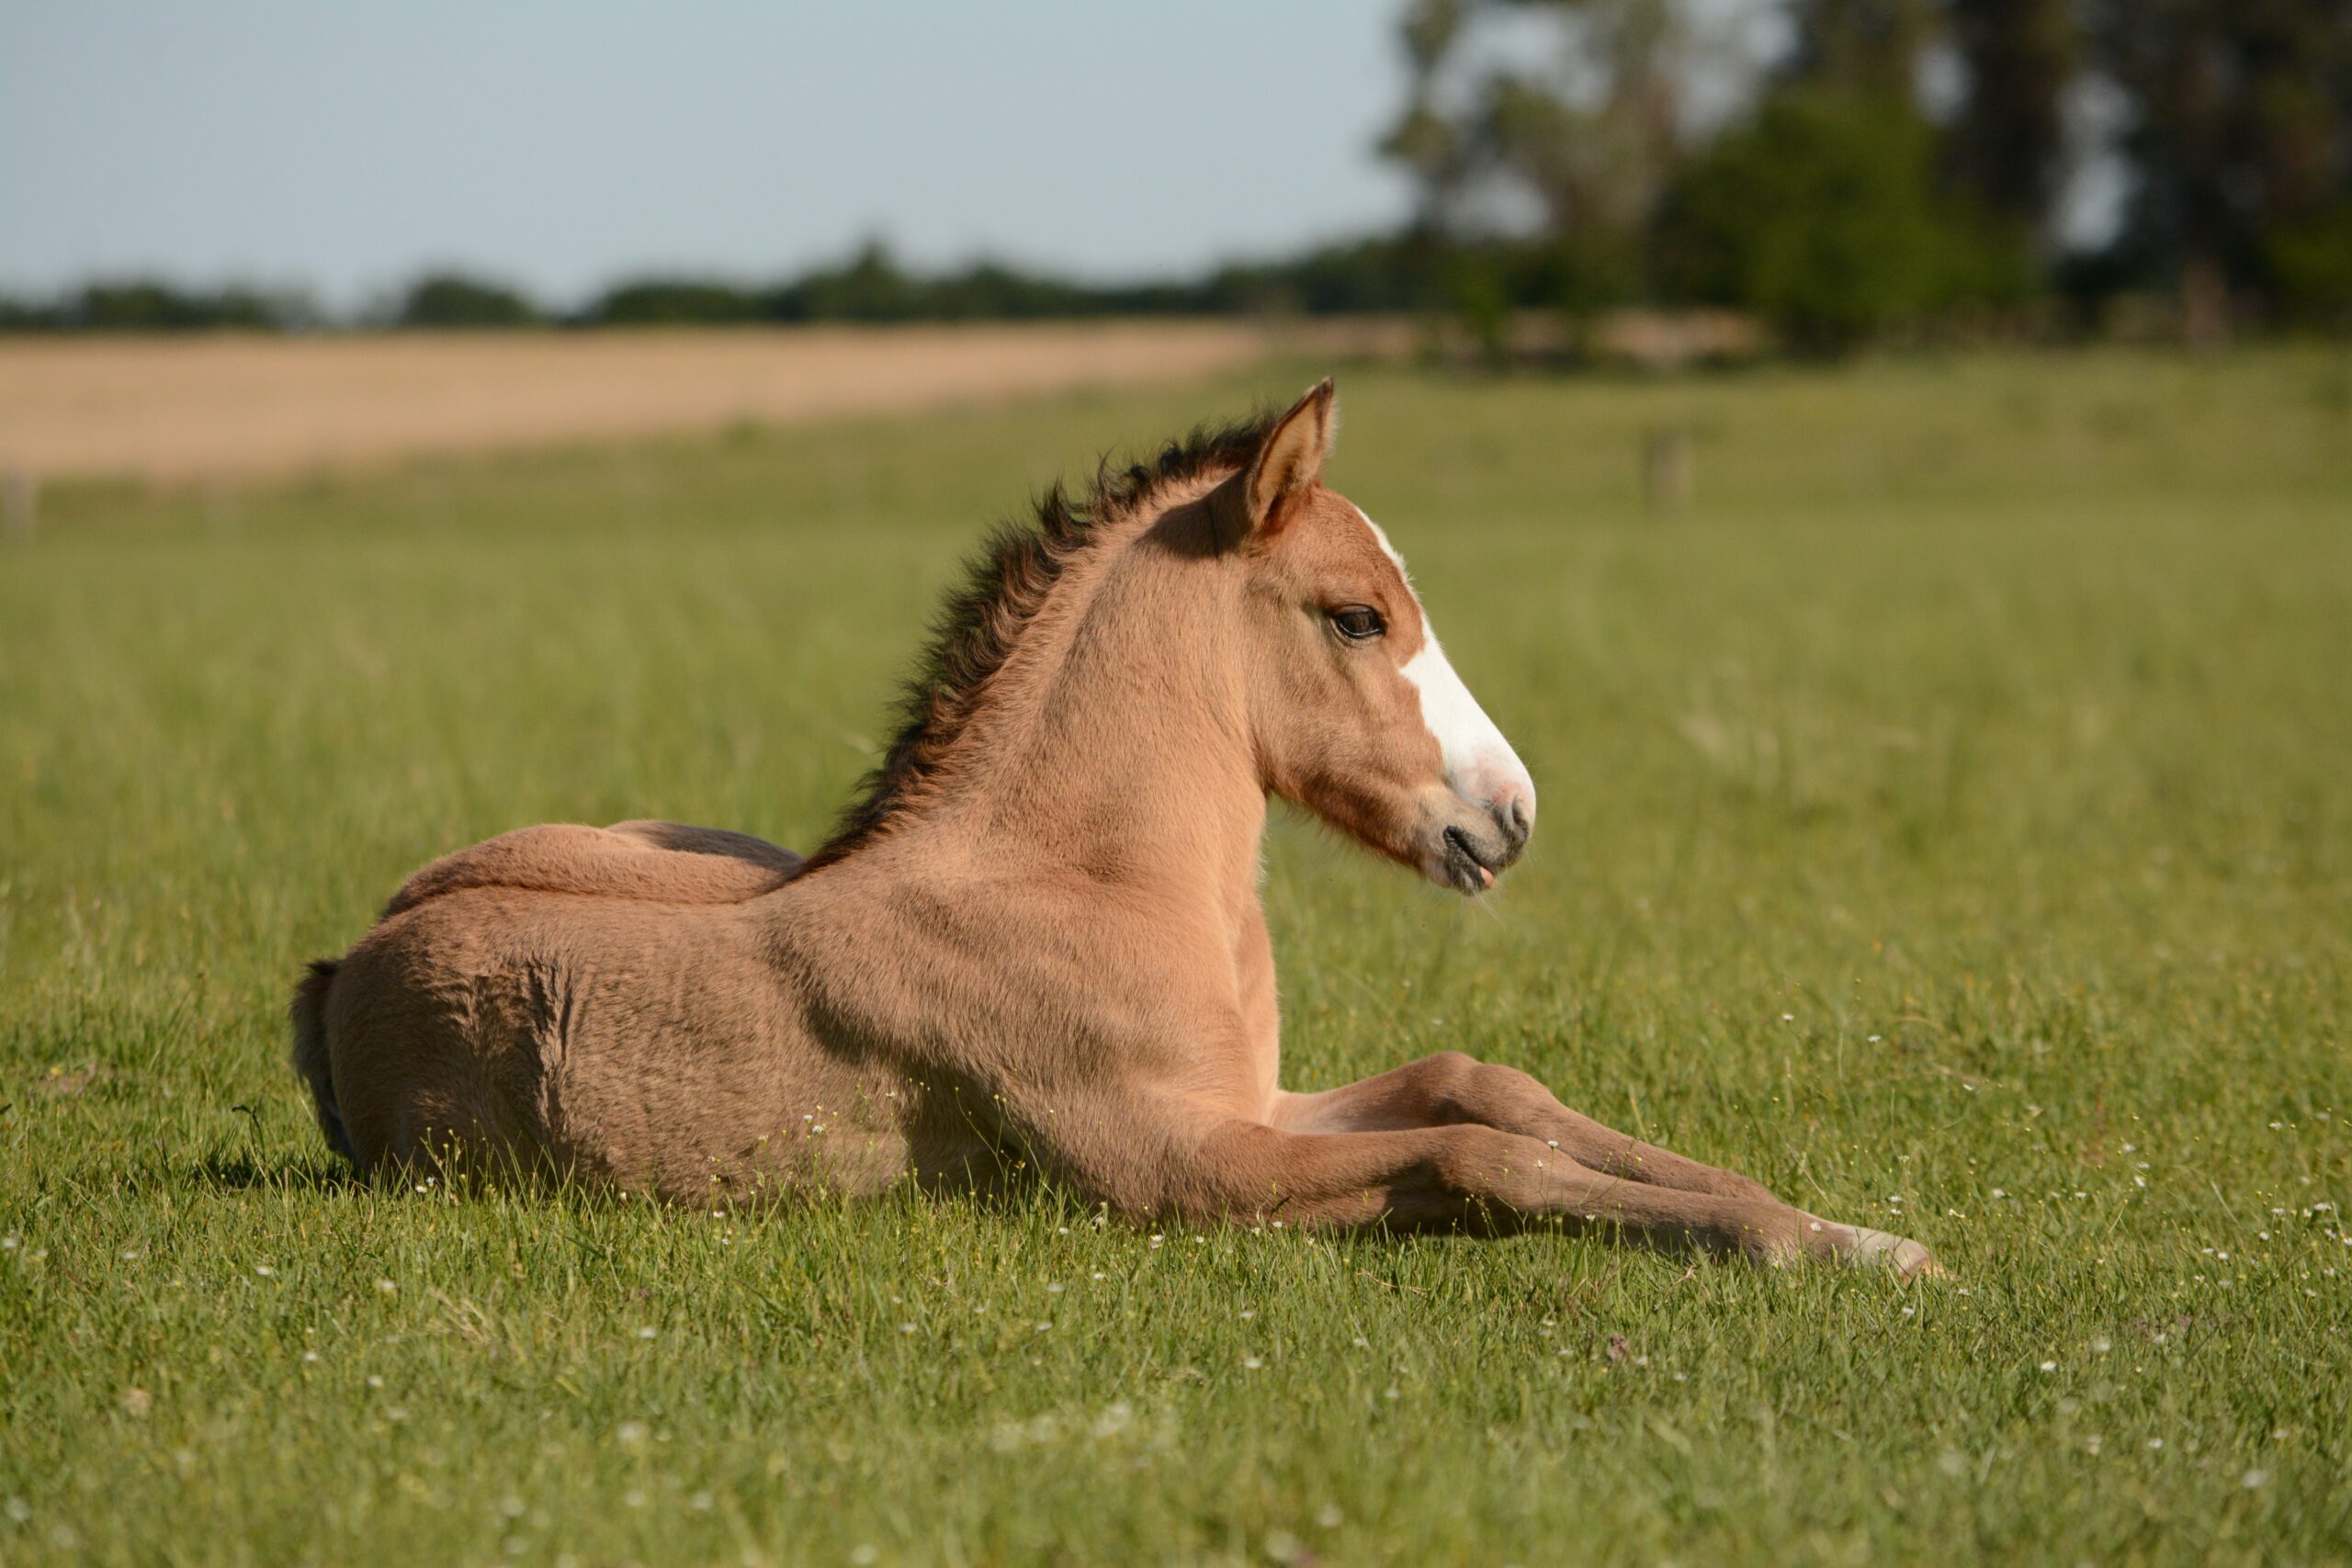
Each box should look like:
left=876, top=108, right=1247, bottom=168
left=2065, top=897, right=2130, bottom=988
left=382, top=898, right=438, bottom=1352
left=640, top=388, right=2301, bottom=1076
left=0, top=237, right=1436, bottom=334
left=6, top=0, right=2345, bottom=346
left=1384, top=0, right=2352, bottom=346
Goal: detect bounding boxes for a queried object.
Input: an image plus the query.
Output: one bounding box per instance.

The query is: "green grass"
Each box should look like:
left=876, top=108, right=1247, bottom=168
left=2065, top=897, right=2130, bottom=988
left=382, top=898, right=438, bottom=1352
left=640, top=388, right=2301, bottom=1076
left=5, top=346, right=2350, bottom=1565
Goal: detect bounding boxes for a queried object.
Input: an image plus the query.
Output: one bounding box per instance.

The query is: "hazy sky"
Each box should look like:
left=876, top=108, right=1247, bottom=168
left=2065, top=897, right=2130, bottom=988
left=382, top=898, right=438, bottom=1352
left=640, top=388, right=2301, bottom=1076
left=1, top=2, right=1413, bottom=305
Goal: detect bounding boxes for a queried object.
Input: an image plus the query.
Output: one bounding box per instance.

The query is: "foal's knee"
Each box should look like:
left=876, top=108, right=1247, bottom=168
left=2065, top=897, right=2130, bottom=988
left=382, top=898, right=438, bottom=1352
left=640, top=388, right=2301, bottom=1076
left=1418, top=1050, right=1482, bottom=1118
left=1419, top=1051, right=1549, bottom=1126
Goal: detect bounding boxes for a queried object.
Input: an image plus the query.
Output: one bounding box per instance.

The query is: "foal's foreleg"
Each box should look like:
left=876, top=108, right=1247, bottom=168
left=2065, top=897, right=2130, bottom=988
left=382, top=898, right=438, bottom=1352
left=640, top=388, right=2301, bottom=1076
left=1270, top=1054, right=1939, bottom=1276
left=1098, top=1116, right=1819, bottom=1266
left=1272, top=1052, right=1780, bottom=1201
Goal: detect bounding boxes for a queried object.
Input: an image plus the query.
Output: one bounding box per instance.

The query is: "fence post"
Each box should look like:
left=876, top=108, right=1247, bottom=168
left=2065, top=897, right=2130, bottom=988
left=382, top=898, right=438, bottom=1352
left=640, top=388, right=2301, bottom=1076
left=2, top=468, right=36, bottom=542
left=1642, top=425, right=1690, bottom=516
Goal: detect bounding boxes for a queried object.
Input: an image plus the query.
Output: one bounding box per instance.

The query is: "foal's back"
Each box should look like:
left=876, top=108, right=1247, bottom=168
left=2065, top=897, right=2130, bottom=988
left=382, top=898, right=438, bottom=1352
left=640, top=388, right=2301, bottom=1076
left=381, top=819, right=803, bottom=916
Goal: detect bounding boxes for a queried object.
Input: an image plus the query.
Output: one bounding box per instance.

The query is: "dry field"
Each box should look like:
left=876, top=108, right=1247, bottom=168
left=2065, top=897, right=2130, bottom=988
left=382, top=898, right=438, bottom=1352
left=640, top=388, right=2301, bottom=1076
left=0, top=319, right=1404, bottom=486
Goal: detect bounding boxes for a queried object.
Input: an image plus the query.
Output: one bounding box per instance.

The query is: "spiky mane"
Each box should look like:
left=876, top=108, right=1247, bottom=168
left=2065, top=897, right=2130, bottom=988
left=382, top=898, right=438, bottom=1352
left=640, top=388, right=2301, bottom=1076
left=806, top=410, right=1275, bottom=867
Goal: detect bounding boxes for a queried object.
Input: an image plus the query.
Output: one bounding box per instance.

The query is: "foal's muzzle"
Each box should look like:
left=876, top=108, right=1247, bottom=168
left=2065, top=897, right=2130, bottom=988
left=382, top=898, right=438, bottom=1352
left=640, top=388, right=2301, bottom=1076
left=1427, top=790, right=1532, bottom=896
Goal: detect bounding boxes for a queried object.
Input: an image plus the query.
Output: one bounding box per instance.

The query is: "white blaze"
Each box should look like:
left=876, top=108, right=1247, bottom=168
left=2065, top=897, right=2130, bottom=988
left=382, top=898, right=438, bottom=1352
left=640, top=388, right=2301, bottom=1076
left=1401, top=635, right=1534, bottom=814
left=1357, top=509, right=1537, bottom=821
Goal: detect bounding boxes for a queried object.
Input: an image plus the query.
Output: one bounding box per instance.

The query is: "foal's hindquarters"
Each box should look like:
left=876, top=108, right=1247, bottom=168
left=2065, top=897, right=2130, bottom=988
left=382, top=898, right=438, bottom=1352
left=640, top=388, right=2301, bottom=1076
left=311, top=887, right=921, bottom=1201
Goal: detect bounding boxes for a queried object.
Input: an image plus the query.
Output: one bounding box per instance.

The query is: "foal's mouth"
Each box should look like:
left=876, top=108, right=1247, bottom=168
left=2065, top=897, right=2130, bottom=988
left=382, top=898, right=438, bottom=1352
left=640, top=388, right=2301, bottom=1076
left=1440, top=825, right=1501, bottom=895
left=1434, top=796, right=1532, bottom=895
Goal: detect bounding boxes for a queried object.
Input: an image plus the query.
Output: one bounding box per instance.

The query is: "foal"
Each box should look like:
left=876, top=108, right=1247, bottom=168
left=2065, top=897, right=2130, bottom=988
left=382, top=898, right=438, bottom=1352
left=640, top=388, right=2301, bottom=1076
left=294, top=381, right=1935, bottom=1276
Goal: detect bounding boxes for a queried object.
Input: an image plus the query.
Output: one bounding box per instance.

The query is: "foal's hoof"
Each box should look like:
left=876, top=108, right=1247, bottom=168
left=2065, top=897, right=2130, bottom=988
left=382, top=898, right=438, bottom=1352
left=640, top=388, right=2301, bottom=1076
left=1843, top=1226, right=1943, bottom=1280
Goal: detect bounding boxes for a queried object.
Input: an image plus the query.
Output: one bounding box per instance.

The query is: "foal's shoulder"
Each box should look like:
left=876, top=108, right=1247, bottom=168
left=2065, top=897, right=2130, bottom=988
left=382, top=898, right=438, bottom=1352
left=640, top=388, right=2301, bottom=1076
left=381, top=821, right=804, bottom=919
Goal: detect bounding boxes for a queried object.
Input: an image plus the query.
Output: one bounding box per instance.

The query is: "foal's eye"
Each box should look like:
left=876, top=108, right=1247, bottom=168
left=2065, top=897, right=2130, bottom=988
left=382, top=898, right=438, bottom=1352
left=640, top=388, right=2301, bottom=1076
left=1328, top=605, right=1385, bottom=642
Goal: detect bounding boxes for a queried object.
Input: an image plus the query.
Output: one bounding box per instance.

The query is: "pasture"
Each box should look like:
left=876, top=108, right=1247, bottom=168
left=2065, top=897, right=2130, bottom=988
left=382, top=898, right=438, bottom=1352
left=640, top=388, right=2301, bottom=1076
left=3, top=347, right=2349, bottom=1565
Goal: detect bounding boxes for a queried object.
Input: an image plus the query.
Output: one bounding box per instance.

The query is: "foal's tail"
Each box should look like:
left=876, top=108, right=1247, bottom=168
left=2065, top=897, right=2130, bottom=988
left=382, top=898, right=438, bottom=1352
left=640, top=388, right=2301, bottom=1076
left=289, top=958, right=356, bottom=1166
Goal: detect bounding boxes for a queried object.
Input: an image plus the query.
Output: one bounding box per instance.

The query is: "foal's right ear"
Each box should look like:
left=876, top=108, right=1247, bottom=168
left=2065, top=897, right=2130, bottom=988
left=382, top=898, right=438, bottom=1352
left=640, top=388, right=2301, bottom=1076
left=1228, top=378, right=1337, bottom=547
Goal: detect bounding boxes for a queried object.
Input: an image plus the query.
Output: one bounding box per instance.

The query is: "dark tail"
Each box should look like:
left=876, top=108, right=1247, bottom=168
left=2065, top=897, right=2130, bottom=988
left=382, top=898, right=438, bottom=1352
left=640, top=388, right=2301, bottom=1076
left=289, top=958, right=356, bottom=1166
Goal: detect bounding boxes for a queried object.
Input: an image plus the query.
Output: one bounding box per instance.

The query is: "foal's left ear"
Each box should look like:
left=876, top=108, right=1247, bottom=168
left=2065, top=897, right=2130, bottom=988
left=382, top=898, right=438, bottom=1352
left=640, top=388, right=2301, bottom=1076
left=1235, top=378, right=1337, bottom=544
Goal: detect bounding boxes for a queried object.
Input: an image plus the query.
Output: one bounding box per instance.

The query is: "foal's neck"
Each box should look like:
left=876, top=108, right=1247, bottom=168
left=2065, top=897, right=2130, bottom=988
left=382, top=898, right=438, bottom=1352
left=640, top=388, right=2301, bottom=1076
left=898, top=487, right=1268, bottom=926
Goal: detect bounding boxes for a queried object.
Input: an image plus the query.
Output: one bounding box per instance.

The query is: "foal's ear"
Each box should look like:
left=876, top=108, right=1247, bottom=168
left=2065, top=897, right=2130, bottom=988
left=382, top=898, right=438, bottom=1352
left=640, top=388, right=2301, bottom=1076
left=1234, top=378, right=1337, bottom=545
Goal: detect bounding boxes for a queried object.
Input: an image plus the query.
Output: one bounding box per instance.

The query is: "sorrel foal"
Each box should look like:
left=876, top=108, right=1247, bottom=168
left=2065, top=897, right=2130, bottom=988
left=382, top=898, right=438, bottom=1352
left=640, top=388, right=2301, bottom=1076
left=294, top=381, right=1935, bottom=1276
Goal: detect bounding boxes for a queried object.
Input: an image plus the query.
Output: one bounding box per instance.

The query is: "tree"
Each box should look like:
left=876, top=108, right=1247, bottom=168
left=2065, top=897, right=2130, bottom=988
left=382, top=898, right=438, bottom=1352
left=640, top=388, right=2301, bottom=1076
left=1477, top=0, right=1688, bottom=311
left=1946, top=0, right=2080, bottom=231
left=2089, top=0, right=2352, bottom=334
left=1376, top=0, right=1734, bottom=348
left=588, top=278, right=763, bottom=326
left=1381, top=0, right=1476, bottom=236
left=391, top=272, right=539, bottom=329
left=1782, top=0, right=1940, bottom=101
left=20, top=279, right=315, bottom=332
left=768, top=239, right=916, bottom=322
left=1655, top=89, right=2019, bottom=346
left=2268, top=203, right=2352, bottom=325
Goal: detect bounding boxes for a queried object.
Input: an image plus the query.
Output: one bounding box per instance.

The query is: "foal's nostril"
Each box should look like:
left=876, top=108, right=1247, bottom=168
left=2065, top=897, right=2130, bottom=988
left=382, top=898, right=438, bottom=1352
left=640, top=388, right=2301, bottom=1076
left=1492, top=796, right=1532, bottom=859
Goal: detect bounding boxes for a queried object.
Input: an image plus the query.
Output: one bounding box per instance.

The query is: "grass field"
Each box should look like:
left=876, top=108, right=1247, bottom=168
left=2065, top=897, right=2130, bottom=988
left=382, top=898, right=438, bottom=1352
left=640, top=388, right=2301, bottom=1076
left=4, top=347, right=2349, bottom=1565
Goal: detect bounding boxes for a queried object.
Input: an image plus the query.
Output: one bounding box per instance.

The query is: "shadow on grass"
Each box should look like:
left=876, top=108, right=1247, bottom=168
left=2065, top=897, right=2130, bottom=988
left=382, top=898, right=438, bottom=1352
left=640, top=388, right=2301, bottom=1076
left=190, top=1149, right=361, bottom=1194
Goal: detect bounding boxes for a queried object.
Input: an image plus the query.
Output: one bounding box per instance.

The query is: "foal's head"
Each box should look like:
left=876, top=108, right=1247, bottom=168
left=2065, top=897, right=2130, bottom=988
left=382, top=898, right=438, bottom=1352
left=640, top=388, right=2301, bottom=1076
left=1209, top=380, right=1535, bottom=893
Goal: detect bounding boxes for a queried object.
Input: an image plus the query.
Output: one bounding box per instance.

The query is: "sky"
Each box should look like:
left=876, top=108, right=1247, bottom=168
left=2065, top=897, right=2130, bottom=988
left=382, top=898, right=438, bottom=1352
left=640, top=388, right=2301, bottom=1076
left=0, top=1, right=1414, bottom=307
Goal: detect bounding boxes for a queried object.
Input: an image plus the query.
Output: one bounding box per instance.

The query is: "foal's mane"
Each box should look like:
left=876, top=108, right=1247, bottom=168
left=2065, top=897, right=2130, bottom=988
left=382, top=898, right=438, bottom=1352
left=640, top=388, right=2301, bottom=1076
left=808, top=411, right=1275, bottom=867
